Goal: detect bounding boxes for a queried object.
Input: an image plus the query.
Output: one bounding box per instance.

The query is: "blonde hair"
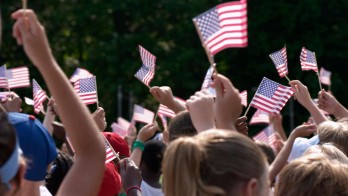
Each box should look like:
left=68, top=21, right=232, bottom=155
left=318, top=121, right=348, bottom=155
left=162, top=130, right=268, bottom=196
left=304, top=143, right=348, bottom=164
left=275, top=154, right=348, bottom=196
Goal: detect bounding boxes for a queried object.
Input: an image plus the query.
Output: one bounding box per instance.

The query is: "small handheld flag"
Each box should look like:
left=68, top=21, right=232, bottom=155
left=74, top=77, right=98, bottom=105
left=239, top=90, right=248, bottom=107
left=69, top=68, right=93, bottom=83
left=134, top=45, right=156, bottom=87
left=300, top=47, right=318, bottom=72
left=6, top=67, right=30, bottom=89
left=0, top=65, right=8, bottom=88
left=269, top=46, right=290, bottom=81
left=201, top=66, right=216, bottom=96
left=193, top=0, right=248, bottom=59
left=319, top=67, right=331, bottom=86
left=133, top=104, right=155, bottom=124
left=33, top=79, right=48, bottom=114
left=245, top=77, right=294, bottom=115
left=249, top=109, right=270, bottom=125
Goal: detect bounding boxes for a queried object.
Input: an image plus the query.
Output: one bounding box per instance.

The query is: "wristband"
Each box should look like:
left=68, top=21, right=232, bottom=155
left=126, top=186, right=141, bottom=195
left=132, top=140, right=145, bottom=151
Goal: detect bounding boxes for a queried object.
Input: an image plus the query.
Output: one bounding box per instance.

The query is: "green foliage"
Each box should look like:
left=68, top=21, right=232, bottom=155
left=1, top=0, right=348, bottom=135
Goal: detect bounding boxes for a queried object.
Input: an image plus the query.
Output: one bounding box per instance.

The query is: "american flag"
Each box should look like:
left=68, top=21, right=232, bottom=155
left=201, top=66, right=216, bottom=96
left=6, top=67, right=30, bottom=89
left=239, top=90, right=247, bottom=107
left=133, top=104, right=155, bottom=124
left=74, top=77, right=98, bottom=105
left=117, top=117, right=131, bottom=130
left=0, top=65, right=8, bottom=88
left=158, top=104, right=176, bottom=118
left=250, top=77, right=294, bottom=114
left=249, top=109, right=270, bottom=125
left=157, top=97, right=185, bottom=118
left=32, top=79, right=48, bottom=114
left=69, top=68, right=94, bottom=83
left=253, top=125, right=276, bottom=146
left=300, top=47, right=318, bottom=72
left=319, top=67, right=331, bottom=86
left=134, top=45, right=156, bottom=86
left=269, top=46, right=288, bottom=78
left=158, top=113, right=168, bottom=130
left=193, top=0, right=248, bottom=56
left=111, top=122, right=128, bottom=138
left=0, top=92, right=13, bottom=101
left=104, top=138, right=118, bottom=164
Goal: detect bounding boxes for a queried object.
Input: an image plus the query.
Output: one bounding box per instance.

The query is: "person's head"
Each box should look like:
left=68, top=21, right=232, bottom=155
left=0, top=109, right=25, bottom=196
left=304, top=143, right=348, bottom=164
left=318, top=121, right=348, bottom=155
left=275, top=154, right=348, bottom=196
left=168, top=110, right=197, bottom=142
left=140, top=140, right=166, bottom=175
left=102, top=132, right=130, bottom=160
left=45, top=151, right=74, bottom=195
left=162, top=130, right=269, bottom=196
left=8, top=113, right=57, bottom=182
left=255, top=142, right=275, bottom=164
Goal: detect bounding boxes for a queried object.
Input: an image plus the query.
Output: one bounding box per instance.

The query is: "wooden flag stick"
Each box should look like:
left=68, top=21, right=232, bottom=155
left=102, top=133, right=121, bottom=163
left=22, top=0, right=27, bottom=15
left=192, top=19, right=215, bottom=66
left=93, top=76, right=100, bottom=108
left=317, top=72, right=323, bottom=91
left=153, top=105, right=160, bottom=123
left=284, top=75, right=291, bottom=83
left=243, top=103, right=252, bottom=117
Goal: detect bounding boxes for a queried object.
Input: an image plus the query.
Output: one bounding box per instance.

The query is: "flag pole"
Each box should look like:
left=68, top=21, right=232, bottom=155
left=153, top=104, right=160, bottom=123
left=317, top=72, right=323, bottom=91
left=192, top=19, right=215, bottom=66
left=283, top=74, right=291, bottom=83
left=313, top=53, right=323, bottom=91
left=93, top=76, right=100, bottom=108
left=101, top=133, right=120, bottom=163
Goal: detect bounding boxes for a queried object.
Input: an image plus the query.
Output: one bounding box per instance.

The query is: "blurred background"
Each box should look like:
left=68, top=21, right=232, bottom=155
left=1, top=0, right=347, bottom=136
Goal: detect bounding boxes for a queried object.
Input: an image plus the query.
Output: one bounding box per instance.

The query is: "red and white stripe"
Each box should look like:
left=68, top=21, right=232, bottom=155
left=239, top=90, right=247, bottom=107
left=249, top=109, right=270, bottom=125
left=7, top=67, right=30, bottom=88
left=206, top=1, right=248, bottom=55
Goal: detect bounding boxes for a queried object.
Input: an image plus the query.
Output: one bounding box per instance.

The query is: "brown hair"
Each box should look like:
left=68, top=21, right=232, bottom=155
left=162, top=130, right=268, bottom=196
left=275, top=154, right=348, bottom=196
left=168, top=111, right=197, bottom=142
left=304, top=143, right=348, bottom=164
left=318, top=121, right=348, bottom=155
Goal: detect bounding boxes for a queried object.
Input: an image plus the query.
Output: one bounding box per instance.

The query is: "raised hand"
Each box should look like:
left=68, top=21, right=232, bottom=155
left=1, top=92, right=22, bottom=112
left=213, top=74, right=242, bottom=130
left=318, top=90, right=348, bottom=119
left=119, top=158, right=142, bottom=195
left=12, top=9, right=54, bottom=68
left=186, top=90, right=215, bottom=133
left=92, top=107, right=107, bottom=131
left=235, top=116, right=248, bottom=135
left=137, top=123, right=159, bottom=142
left=150, top=86, right=185, bottom=113
left=289, top=80, right=312, bottom=108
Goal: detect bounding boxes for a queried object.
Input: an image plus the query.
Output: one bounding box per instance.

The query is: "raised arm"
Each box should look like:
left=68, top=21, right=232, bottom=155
left=269, top=124, right=316, bottom=182
left=12, top=9, right=105, bottom=196
left=289, top=80, right=327, bottom=125
left=318, top=90, right=348, bottom=119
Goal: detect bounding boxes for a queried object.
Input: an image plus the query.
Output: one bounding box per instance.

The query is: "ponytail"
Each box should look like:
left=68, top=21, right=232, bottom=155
left=163, top=137, right=224, bottom=196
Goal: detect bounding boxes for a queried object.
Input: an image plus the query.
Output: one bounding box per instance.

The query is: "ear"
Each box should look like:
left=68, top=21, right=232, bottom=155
left=243, top=178, right=258, bottom=196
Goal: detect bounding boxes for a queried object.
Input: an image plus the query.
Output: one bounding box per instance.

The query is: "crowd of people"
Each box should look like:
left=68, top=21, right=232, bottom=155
left=1, top=7, right=348, bottom=196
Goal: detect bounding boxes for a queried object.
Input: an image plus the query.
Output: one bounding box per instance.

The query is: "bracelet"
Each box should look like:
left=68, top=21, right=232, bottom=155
left=126, top=186, right=141, bottom=195
left=132, top=140, right=145, bottom=151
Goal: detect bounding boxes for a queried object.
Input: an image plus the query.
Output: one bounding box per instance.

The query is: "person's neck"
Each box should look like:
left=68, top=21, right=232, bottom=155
left=141, top=170, right=161, bottom=188
left=20, top=180, right=42, bottom=196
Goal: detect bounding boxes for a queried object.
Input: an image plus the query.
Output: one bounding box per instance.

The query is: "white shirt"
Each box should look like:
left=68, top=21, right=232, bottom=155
left=141, top=181, right=163, bottom=196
